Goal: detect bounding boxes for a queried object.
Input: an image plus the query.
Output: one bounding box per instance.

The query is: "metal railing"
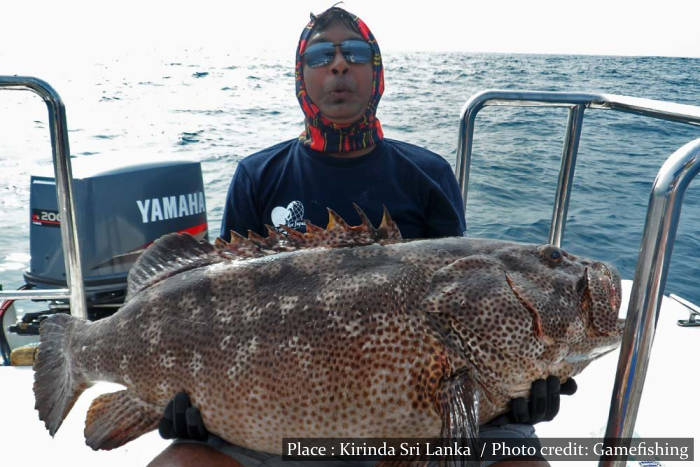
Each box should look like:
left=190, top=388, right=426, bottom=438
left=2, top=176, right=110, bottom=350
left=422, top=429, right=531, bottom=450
left=0, top=76, right=87, bottom=319
left=601, top=138, right=700, bottom=467
left=456, top=90, right=700, bottom=247
left=455, top=90, right=700, bottom=467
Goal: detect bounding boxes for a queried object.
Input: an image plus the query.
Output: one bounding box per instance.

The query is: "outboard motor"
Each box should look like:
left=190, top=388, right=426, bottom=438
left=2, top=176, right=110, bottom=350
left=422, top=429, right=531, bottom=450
left=10, top=159, right=208, bottom=334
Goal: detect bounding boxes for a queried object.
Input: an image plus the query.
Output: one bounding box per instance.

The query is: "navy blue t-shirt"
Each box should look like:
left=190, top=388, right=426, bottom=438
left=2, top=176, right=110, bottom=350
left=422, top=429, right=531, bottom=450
left=220, top=138, right=466, bottom=240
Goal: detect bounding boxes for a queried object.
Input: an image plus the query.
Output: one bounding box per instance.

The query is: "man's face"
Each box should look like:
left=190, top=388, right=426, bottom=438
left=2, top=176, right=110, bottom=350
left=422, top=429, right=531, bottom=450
left=302, top=22, right=373, bottom=125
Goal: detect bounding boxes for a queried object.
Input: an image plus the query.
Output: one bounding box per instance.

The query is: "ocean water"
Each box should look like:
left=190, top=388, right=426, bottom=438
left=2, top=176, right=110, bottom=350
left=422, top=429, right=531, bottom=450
left=0, top=51, right=699, bottom=306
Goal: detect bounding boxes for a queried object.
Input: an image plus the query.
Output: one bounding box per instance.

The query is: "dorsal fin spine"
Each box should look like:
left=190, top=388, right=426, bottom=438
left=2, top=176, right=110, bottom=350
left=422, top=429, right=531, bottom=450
left=213, top=205, right=403, bottom=259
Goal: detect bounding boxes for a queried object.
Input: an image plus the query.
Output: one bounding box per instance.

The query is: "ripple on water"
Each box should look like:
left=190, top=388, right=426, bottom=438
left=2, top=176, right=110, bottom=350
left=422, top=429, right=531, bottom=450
left=178, top=130, right=204, bottom=145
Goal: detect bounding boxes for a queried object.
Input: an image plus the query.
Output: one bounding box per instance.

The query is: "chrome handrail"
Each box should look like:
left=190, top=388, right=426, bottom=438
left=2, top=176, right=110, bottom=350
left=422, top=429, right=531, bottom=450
left=0, top=76, right=87, bottom=319
left=455, top=90, right=700, bottom=467
left=456, top=90, right=700, bottom=247
left=600, top=138, right=700, bottom=467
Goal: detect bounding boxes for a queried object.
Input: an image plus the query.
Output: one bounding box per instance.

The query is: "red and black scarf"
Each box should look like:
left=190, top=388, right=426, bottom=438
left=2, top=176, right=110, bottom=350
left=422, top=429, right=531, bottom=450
left=295, top=14, right=384, bottom=153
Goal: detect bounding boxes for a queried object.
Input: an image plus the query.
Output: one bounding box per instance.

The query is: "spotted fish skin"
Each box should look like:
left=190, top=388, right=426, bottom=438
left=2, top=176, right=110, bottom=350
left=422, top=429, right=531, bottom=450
left=33, top=212, right=623, bottom=454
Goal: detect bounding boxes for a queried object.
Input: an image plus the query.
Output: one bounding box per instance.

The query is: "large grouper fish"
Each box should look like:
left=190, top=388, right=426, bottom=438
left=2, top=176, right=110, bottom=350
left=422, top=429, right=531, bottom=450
left=33, top=205, right=623, bottom=455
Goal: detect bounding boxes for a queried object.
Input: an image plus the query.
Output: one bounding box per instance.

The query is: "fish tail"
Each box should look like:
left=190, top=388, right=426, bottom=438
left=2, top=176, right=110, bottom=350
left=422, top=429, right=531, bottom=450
left=33, top=313, right=92, bottom=436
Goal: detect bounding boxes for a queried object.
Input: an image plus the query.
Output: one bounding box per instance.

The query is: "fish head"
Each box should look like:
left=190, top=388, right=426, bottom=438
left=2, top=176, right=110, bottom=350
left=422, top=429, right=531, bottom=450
left=414, top=237, right=627, bottom=423
left=425, top=239, right=624, bottom=368
left=498, top=243, right=623, bottom=346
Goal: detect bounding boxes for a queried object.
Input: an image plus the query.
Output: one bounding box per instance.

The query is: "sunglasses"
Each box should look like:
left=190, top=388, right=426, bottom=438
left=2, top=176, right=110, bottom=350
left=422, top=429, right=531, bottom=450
left=302, top=40, right=373, bottom=68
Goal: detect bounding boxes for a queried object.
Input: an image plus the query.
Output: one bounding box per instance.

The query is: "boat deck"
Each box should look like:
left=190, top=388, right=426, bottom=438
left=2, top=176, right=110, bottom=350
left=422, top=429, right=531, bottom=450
left=0, top=369, right=169, bottom=466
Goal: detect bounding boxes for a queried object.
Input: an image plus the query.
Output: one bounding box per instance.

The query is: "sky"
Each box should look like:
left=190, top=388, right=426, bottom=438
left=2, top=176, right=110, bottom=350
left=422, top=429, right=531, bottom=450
left=1, top=0, right=699, bottom=65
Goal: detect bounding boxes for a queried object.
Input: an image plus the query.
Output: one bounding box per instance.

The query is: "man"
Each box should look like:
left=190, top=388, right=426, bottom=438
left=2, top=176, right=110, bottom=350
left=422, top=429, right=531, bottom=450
left=151, top=7, right=572, bottom=467
left=217, top=11, right=465, bottom=242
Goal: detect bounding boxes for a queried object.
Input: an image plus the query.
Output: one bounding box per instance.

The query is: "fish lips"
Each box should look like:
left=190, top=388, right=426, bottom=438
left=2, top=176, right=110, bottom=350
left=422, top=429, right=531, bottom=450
left=582, top=262, right=624, bottom=337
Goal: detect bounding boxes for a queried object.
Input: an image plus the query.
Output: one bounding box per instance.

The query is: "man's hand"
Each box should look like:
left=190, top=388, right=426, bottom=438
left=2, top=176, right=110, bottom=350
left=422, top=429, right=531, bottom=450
left=486, top=376, right=577, bottom=426
left=158, top=392, right=209, bottom=441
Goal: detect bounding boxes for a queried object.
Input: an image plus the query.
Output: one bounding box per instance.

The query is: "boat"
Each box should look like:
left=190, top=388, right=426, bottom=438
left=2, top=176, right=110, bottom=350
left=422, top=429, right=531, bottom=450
left=0, top=77, right=699, bottom=466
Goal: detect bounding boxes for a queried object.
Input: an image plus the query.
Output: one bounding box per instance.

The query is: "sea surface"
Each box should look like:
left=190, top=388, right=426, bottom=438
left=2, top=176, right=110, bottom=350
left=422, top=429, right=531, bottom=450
left=1, top=51, right=699, bottom=307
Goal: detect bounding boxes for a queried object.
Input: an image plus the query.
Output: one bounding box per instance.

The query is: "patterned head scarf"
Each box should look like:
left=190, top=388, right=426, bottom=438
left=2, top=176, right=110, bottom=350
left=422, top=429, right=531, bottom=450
left=295, top=12, right=384, bottom=153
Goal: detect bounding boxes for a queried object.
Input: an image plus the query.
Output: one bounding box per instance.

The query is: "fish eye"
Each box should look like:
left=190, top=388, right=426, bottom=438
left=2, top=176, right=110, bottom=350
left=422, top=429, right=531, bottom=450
left=540, top=245, right=564, bottom=264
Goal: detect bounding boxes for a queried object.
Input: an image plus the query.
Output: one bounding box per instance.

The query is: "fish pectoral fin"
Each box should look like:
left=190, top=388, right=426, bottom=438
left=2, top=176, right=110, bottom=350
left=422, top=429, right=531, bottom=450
left=84, top=389, right=161, bottom=450
left=436, top=368, right=481, bottom=466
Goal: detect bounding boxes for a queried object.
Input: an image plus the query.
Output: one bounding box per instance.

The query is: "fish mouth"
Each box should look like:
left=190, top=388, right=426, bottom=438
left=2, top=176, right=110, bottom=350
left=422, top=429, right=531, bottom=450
left=592, top=263, right=621, bottom=313
left=594, top=263, right=622, bottom=315
left=580, top=263, right=623, bottom=337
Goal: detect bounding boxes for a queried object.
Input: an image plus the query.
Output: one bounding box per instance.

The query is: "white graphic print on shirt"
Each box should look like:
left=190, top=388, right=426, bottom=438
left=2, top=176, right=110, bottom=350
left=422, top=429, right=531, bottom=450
left=271, top=200, right=306, bottom=232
